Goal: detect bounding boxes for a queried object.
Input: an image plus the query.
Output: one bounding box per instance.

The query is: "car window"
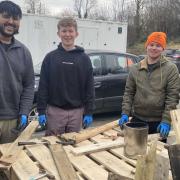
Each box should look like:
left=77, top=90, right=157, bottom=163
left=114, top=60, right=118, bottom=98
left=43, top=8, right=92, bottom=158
left=127, top=57, right=134, bottom=66
left=105, top=54, right=128, bottom=74
left=176, top=50, right=180, bottom=54
left=89, top=55, right=103, bottom=76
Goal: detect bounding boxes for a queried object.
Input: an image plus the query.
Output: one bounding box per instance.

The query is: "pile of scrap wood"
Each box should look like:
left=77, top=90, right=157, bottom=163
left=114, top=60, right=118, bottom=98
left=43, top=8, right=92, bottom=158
left=168, top=109, right=180, bottom=180
left=0, top=121, right=78, bottom=180
left=0, top=119, right=174, bottom=180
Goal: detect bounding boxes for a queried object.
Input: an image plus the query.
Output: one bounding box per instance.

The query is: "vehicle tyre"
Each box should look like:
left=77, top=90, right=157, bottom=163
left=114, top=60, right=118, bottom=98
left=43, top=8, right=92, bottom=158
left=28, top=104, right=46, bottom=132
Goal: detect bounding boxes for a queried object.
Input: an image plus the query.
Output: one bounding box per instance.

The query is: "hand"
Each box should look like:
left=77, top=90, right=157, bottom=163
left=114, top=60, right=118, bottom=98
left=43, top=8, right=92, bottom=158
left=38, top=115, right=47, bottom=126
left=83, top=115, right=93, bottom=128
left=118, top=114, right=129, bottom=129
left=157, top=121, right=171, bottom=138
left=20, top=115, right=27, bottom=128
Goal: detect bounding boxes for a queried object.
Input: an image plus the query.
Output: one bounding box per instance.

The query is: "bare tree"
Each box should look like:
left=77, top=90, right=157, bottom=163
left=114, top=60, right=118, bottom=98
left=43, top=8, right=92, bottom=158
left=112, top=0, right=126, bottom=21
left=73, top=0, right=97, bottom=18
left=134, top=0, right=144, bottom=40
left=24, top=0, right=47, bottom=14
left=58, top=9, right=76, bottom=17
left=89, top=5, right=112, bottom=21
left=58, top=0, right=180, bottom=46
left=74, top=0, right=83, bottom=18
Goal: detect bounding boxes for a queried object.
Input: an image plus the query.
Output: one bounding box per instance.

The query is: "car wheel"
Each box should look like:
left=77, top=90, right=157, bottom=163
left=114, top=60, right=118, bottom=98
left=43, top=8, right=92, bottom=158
left=28, top=104, right=46, bottom=132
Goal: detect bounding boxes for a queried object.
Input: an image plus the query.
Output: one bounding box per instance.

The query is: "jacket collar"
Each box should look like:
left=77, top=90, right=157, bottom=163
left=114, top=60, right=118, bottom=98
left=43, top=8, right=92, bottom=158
left=10, top=37, right=22, bottom=48
left=138, top=55, right=168, bottom=70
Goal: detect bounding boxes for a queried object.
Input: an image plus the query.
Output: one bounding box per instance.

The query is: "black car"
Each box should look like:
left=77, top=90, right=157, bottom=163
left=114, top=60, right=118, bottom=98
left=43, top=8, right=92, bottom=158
left=29, top=50, right=140, bottom=120
left=138, top=54, right=146, bottom=61
left=163, top=49, right=180, bottom=72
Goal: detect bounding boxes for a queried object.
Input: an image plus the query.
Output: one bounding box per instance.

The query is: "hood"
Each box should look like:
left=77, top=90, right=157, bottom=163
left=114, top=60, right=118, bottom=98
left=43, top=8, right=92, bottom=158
left=137, top=55, right=169, bottom=87
left=58, top=43, right=84, bottom=53
left=139, top=55, right=169, bottom=70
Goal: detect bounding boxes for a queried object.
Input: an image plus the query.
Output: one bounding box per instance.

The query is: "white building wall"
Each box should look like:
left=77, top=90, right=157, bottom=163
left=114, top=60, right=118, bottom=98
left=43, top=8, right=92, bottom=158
left=16, top=14, right=127, bottom=65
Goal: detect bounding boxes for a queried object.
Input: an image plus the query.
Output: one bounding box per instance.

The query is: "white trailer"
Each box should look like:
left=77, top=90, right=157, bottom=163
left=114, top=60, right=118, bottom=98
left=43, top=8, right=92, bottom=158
left=16, top=14, right=128, bottom=65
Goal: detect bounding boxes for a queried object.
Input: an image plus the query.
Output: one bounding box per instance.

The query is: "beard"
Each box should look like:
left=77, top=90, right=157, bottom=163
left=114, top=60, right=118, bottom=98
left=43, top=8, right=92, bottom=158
left=0, top=23, right=19, bottom=37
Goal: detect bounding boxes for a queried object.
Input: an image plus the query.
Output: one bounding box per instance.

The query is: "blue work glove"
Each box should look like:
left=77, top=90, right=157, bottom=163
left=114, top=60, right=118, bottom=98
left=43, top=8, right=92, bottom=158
left=20, top=115, right=28, bottom=128
left=38, top=114, right=47, bottom=126
left=83, top=115, right=93, bottom=128
left=118, top=114, right=129, bottom=129
left=157, top=121, right=171, bottom=138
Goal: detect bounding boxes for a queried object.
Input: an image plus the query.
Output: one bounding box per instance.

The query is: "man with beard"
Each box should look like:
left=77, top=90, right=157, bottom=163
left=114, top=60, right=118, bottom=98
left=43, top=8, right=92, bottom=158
left=0, top=1, right=34, bottom=144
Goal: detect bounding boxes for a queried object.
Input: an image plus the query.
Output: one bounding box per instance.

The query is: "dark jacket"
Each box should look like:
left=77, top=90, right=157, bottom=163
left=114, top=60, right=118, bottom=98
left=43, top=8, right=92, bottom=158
left=122, top=55, right=180, bottom=123
left=0, top=38, right=34, bottom=119
left=37, top=44, right=94, bottom=115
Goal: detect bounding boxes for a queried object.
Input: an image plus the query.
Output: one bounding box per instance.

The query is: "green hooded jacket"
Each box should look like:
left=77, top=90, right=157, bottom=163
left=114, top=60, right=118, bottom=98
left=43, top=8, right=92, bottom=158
left=122, top=55, right=180, bottom=124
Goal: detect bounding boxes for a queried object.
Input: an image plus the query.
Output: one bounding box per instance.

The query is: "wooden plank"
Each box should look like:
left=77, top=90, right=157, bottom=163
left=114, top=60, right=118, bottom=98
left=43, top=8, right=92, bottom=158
left=90, top=151, right=134, bottom=179
left=0, top=143, right=48, bottom=180
left=135, top=141, right=157, bottom=180
left=155, top=153, right=169, bottom=180
left=0, top=121, right=39, bottom=166
left=44, top=136, right=109, bottom=180
left=60, top=120, right=119, bottom=143
left=71, top=140, right=124, bottom=156
left=26, top=144, right=61, bottom=180
left=76, top=172, right=85, bottom=180
left=103, top=129, right=169, bottom=180
left=64, top=145, right=109, bottom=180
left=92, top=132, right=136, bottom=167
left=170, top=109, right=180, bottom=143
left=49, top=144, right=79, bottom=180
left=108, top=172, right=132, bottom=180
left=168, top=144, right=180, bottom=180
left=77, top=135, right=134, bottom=179
left=11, top=151, right=49, bottom=180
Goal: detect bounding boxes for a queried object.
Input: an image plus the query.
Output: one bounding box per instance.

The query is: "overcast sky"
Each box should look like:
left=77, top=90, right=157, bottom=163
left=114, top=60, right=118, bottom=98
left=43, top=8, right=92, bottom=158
left=10, top=0, right=110, bottom=15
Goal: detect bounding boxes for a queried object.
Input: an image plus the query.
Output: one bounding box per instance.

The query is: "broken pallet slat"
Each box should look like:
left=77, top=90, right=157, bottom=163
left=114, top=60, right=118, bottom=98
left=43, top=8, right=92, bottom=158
left=71, top=139, right=124, bottom=156
left=60, top=120, right=119, bottom=143
left=0, top=143, right=48, bottom=180
left=77, top=135, right=134, bottom=179
left=168, top=144, right=180, bottom=180
left=135, top=141, right=157, bottom=180
left=94, top=130, right=169, bottom=180
left=11, top=151, right=49, bottom=180
left=25, top=143, right=61, bottom=180
left=91, top=133, right=137, bottom=167
left=0, top=126, right=173, bottom=180
left=49, top=143, right=79, bottom=180
left=135, top=140, right=169, bottom=180
left=0, top=121, right=39, bottom=166
left=170, top=109, right=180, bottom=143
left=43, top=136, right=109, bottom=180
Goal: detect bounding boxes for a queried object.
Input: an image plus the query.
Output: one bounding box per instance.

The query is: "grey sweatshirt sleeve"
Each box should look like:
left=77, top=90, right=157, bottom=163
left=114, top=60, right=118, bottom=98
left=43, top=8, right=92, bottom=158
left=19, top=48, right=35, bottom=116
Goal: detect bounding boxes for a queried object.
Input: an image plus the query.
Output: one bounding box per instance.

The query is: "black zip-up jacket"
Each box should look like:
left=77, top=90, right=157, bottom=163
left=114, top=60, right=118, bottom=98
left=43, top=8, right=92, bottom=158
left=0, top=38, right=34, bottom=119
left=37, top=44, right=94, bottom=115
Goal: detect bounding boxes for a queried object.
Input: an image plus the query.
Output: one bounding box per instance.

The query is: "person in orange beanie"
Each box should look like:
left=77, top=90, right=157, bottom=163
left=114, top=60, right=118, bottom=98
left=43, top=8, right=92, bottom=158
left=145, top=32, right=167, bottom=49
left=119, top=32, right=180, bottom=141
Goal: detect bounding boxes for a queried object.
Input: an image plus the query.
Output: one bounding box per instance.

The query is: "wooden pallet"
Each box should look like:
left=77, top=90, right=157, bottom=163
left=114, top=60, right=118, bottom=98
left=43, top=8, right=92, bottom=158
left=0, top=128, right=172, bottom=180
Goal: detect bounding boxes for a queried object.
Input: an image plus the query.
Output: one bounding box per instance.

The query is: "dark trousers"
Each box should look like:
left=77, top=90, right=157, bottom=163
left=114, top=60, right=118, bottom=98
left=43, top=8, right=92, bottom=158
left=131, top=116, right=160, bottom=134
left=131, top=116, right=167, bottom=143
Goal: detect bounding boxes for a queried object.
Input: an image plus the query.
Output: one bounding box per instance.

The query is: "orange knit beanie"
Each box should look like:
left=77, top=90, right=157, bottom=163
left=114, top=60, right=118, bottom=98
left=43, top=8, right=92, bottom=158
left=145, top=32, right=167, bottom=49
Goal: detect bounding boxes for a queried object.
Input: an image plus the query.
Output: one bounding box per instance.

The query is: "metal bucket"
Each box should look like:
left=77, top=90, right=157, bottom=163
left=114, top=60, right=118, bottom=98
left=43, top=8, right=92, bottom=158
left=123, top=122, right=148, bottom=159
